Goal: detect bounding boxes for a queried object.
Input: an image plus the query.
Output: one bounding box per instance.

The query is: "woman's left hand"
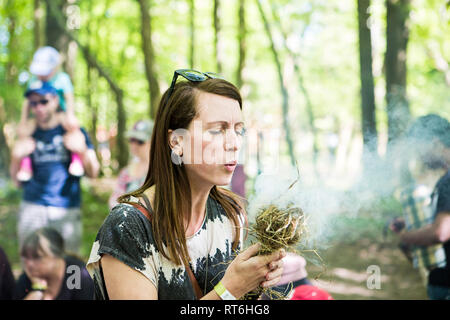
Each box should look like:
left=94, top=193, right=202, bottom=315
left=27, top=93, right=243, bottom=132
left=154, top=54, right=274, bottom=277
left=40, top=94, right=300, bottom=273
left=260, top=252, right=285, bottom=288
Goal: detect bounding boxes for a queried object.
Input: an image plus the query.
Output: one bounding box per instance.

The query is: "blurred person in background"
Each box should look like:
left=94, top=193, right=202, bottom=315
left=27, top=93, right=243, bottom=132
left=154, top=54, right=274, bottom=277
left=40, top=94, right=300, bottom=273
left=16, top=46, right=84, bottom=182
left=0, top=246, right=15, bottom=300
left=14, top=227, right=94, bottom=300
left=10, top=81, right=100, bottom=255
left=390, top=114, right=450, bottom=300
left=261, top=252, right=333, bottom=300
left=108, top=119, right=154, bottom=209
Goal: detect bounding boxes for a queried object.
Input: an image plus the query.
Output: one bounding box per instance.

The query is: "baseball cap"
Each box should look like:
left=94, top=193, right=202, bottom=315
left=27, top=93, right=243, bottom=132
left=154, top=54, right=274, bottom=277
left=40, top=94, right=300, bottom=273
left=29, top=46, right=61, bottom=76
left=290, top=285, right=333, bottom=300
left=24, top=80, right=58, bottom=97
left=126, top=120, right=154, bottom=142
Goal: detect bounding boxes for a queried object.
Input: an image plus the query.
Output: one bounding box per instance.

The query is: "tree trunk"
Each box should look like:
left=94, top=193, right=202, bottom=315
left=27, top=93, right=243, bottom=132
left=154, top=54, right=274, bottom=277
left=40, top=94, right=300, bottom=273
left=236, top=0, right=246, bottom=89
left=256, top=0, right=296, bottom=167
left=46, top=0, right=129, bottom=169
left=137, top=0, right=160, bottom=118
left=270, top=0, right=319, bottom=175
left=188, top=0, right=195, bottom=68
left=34, top=0, right=43, bottom=51
left=85, top=1, right=98, bottom=153
left=213, top=0, right=223, bottom=73
left=385, top=0, right=413, bottom=188
left=1, top=0, right=19, bottom=176
left=0, top=99, right=10, bottom=177
left=357, top=0, right=378, bottom=156
left=385, top=0, right=411, bottom=145
left=44, top=0, right=79, bottom=81
left=5, top=0, right=18, bottom=86
left=44, top=0, right=69, bottom=58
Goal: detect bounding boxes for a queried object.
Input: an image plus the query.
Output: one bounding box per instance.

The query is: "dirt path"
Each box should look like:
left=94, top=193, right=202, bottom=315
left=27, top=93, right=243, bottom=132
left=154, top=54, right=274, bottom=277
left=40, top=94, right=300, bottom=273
left=306, top=238, right=428, bottom=299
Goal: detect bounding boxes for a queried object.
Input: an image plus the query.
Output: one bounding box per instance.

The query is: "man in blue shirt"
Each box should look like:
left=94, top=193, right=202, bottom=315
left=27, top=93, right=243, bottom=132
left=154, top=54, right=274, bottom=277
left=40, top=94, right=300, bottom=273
left=10, top=82, right=100, bottom=255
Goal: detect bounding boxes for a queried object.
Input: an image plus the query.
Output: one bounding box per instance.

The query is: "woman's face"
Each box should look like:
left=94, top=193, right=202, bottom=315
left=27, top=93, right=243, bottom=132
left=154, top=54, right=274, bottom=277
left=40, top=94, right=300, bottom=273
left=21, top=238, right=59, bottom=279
left=22, top=255, right=57, bottom=279
left=180, top=91, right=245, bottom=189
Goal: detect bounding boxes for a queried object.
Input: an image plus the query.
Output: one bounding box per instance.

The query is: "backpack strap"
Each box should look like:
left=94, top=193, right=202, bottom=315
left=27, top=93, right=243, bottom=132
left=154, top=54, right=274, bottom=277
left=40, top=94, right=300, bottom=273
left=129, top=194, right=204, bottom=300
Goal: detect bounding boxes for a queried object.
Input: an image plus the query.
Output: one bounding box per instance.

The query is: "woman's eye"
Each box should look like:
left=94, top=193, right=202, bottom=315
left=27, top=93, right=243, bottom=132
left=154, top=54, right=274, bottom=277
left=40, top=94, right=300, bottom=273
left=209, top=130, right=223, bottom=135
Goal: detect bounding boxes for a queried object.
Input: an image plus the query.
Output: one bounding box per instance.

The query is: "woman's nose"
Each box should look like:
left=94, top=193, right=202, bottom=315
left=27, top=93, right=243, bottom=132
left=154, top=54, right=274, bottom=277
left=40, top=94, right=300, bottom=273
left=224, top=130, right=240, bottom=151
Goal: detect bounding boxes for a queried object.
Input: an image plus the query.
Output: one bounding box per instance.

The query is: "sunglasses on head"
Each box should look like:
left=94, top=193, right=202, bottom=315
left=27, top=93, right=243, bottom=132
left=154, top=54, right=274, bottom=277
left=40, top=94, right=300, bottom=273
left=129, top=138, right=145, bottom=145
left=163, top=69, right=225, bottom=108
left=29, top=99, right=50, bottom=108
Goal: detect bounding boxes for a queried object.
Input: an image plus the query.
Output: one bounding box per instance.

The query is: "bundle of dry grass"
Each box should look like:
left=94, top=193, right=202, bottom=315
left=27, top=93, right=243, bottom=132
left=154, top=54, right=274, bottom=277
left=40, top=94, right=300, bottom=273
left=252, top=203, right=305, bottom=255
left=243, top=202, right=307, bottom=300
left=241, top=165, right=323, bottom=300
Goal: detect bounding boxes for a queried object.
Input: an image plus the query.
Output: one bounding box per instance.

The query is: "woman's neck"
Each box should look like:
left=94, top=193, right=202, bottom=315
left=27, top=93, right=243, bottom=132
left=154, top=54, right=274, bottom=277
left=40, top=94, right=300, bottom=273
left=185, top=181, right=212, bottom=237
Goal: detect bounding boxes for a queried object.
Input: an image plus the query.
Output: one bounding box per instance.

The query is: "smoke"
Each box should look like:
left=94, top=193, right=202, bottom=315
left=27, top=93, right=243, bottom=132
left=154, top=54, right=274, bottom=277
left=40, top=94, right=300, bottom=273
left=246, top=166, right=353, bottom=251
left=245, top=114, right=450, bottom=259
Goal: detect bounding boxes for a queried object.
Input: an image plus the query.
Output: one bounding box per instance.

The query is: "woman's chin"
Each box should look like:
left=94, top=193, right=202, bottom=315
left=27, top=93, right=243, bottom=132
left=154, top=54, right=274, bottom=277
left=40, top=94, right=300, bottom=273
left=213, top=175, right=233, bottom=187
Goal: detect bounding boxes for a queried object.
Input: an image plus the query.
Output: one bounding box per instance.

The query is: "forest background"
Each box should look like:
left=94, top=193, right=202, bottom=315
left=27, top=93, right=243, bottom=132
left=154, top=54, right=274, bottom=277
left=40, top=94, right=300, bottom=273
left=0, top=0, right=449, bottom=299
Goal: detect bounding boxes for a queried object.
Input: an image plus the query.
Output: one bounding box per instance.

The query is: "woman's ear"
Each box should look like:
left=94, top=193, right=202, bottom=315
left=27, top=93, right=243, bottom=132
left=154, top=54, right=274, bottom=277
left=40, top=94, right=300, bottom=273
left=168, top=129, right=183, bottom=155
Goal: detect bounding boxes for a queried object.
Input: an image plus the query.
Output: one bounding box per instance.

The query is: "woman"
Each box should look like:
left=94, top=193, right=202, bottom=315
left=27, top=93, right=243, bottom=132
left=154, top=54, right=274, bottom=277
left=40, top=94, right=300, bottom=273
left=14, top=227, right=94, bottom=300
left=87, top=70, right=285, bottom=300
left=108, top=119, right=154, bottom=209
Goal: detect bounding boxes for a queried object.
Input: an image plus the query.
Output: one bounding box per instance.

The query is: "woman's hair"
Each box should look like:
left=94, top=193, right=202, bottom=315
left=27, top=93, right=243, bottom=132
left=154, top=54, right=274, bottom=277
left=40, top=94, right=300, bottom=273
left=20, top=227, right=65, bottom=259
left=118, top=78, right=246, bottom=266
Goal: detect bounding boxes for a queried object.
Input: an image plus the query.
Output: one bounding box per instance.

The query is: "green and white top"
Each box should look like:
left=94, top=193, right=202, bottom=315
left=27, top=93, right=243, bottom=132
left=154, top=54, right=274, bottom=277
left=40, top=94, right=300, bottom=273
left=87, top=194, right=245, bottom=300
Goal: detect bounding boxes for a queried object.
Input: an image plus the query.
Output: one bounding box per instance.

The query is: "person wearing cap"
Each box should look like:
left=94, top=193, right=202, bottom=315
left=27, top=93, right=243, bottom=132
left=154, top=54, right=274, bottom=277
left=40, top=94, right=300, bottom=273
left=108, top=119, right=154, bottom=209
left=10, top=81, right=100, bottom=255
left=16, top=46, right=82, bottom=182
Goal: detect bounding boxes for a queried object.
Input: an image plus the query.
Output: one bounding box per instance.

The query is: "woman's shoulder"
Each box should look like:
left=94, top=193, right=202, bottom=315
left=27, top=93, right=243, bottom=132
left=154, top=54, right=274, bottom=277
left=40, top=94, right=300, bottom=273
left=97, top=202, right=153, bottom=243
left=106, top=202, right=150, bottom=225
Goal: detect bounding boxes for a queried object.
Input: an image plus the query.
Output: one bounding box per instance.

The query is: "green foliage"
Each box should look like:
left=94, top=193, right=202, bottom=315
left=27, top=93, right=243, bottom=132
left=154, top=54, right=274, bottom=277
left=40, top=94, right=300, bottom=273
left=1, top=0, right=448, bottom=155
left=0, top=181, right=21, bottom=266
left=79, top=181, right=111, bottom=260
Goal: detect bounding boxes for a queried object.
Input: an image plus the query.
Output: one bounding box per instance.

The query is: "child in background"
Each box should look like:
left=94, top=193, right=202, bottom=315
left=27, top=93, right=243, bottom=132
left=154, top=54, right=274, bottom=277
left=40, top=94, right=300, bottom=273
left=16, top=46, right=83, bottom=182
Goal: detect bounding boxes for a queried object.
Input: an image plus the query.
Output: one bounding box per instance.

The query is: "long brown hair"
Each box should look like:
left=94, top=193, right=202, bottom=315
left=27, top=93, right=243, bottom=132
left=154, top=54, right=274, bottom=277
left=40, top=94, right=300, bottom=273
left=118, top=78, right=247, bottom=266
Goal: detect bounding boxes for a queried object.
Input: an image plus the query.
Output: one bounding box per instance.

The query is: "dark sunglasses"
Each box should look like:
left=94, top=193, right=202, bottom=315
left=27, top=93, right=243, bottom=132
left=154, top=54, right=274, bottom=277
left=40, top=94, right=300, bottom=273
left=29, top=99, right=50, bottom=108
left=163, top=69, right=224, bottom=108
left=129, top=138, right=145, bottom=145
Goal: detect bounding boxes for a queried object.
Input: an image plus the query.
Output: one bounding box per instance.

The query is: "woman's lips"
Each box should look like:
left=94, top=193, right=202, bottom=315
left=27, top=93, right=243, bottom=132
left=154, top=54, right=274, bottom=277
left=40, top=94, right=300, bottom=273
left=224, top=161, right=237, bottom=172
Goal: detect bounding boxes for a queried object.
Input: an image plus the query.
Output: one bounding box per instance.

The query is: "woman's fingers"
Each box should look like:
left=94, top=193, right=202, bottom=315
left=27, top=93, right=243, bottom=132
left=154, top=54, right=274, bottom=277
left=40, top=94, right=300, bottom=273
left=239, top=243, right=261, bottom=261
left=261, top=263, right=284, bottom=288
left=259, top=248, right=286, bottom=266
left=269, top=258, right=284, bottom=270
left=261, top=251, right=285, bottom=288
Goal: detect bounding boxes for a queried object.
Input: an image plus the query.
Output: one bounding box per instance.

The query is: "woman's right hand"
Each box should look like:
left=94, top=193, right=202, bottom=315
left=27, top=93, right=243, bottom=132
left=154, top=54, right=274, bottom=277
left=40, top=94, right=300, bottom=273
left=220, top=243, right=286, bottom=299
